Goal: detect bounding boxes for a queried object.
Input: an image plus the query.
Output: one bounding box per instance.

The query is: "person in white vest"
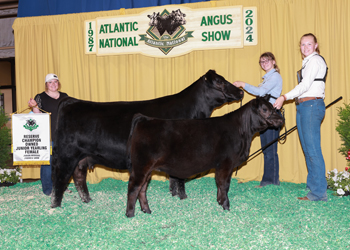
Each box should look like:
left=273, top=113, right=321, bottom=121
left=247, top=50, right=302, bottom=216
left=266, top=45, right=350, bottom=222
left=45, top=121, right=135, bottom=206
left=28, top=73, right=69, bottom=196
left=274, top=33, right=328, bottom=202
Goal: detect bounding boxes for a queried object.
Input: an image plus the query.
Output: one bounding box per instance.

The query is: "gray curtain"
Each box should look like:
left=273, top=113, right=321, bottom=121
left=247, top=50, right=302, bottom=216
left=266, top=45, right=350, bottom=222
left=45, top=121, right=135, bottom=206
left=0, top=9, right=16, bottom=58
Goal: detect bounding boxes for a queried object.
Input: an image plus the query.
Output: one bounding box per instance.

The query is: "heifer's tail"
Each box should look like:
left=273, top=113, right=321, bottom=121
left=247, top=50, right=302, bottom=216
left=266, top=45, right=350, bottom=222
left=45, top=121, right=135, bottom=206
left=126, top=113, right=153, bottom=171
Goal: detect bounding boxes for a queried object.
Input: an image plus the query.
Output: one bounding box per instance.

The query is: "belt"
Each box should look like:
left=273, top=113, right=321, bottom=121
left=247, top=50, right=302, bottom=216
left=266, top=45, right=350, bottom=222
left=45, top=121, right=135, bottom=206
left=295, top=97, right=322, bottom=105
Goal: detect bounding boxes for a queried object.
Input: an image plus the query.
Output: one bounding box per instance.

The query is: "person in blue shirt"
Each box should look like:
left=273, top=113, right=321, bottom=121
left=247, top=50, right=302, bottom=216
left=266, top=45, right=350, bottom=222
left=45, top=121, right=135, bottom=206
left=233, top=52, right=283, bottom=187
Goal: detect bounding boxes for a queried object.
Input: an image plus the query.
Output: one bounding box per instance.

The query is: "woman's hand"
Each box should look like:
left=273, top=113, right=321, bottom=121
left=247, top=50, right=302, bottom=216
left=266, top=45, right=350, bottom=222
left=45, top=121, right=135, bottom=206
left=28, top=98, right=40, bottom=113
left=28, top=98, right=37, bottom=107
left=233, top=81, right=245, bottom=88
left=273, top=96, right=285, bottom=110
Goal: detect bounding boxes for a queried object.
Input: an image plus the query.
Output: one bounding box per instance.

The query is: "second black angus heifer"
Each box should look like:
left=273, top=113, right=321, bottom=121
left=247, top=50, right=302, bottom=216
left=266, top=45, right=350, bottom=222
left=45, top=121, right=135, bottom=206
left=126, top=96, right=284, bottom=217
left=51, top=70, right=243, bottom=208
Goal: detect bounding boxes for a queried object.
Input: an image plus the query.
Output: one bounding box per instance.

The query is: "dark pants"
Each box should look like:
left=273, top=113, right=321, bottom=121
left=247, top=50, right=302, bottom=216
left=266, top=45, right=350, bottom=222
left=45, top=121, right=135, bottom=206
left=259, top=125, right=280, bottom=187
left=40, top=142, right=53, bottom=195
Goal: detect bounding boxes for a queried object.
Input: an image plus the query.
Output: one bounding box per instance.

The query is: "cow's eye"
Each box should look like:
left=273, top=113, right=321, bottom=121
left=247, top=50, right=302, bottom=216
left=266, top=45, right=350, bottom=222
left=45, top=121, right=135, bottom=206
left=263, top=108, right=268, bottom=112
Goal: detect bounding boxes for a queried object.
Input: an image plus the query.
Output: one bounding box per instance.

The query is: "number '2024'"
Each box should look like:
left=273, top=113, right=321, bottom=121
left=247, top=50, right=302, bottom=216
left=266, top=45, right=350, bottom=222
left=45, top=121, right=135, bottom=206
left=245, top=10, right=254, bottom=42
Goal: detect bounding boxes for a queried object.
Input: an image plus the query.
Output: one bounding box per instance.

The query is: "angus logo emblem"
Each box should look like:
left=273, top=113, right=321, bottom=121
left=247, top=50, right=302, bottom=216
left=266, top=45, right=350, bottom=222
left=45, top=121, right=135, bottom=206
left=24, top=119, right=39, bottom=131
left=139, top=9, right=194, bottom=55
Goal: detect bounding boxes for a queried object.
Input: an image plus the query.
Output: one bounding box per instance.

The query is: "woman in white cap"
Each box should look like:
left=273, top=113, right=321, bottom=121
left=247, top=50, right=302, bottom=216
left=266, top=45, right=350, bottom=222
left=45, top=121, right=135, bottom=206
left=28, top=73, right=69, bottom=196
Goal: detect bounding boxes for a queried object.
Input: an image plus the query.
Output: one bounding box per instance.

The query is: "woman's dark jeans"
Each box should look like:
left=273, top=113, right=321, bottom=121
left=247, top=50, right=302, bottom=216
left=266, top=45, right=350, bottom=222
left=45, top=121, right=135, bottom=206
left=259, top=126, right=281, bottom=187
left=40, top=142, right=53, bottom=195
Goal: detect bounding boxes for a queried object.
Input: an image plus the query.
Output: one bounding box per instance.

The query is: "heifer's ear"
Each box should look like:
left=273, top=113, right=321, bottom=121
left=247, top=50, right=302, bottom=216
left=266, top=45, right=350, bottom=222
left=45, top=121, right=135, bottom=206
left=257, top=96, right=275, bottom=115
left=263, top=94, right=271, bottom=102
left=204, top=69, right=217, bottom=82
left=251, top=98, right=260, bottom=113
left=257, top=95, right=272, bottom=108
left=204, top=69, right=228, bottom=92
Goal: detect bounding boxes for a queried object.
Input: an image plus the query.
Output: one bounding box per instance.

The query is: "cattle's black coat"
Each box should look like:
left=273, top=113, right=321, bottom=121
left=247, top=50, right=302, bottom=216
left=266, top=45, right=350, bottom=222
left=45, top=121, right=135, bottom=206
left=51, top=70, right=243, bottom=208
left=125, top=96, right=284, bottom=217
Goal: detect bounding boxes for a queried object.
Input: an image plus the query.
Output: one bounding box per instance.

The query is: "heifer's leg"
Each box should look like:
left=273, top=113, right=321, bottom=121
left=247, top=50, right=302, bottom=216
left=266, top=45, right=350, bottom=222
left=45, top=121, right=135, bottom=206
left=126, top=170, right=153, bottom=218
left=215, top=167, right=233, bottom=211
left=51, top=159, right=75, bottom=208
left=73, top=160, right=92, bottom=203
left=51, top=142, right=81, bottom=208
left=138, top=173, right=152, bottom=214
left=169, top=176, right=187, bottom=200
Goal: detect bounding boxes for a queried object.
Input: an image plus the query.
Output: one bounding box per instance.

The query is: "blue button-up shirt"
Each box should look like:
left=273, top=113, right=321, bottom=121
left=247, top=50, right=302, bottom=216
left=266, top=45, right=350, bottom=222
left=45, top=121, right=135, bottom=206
left=243, top=69, right=283, bottom=105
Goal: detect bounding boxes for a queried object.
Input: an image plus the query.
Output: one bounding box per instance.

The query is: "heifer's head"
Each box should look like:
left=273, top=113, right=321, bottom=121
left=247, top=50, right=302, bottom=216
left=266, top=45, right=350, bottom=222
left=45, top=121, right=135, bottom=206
left=250, top=95, right=284, bottom=131
left=203, top=70, right=244, bottom=105
left=170, top=9, right=186, bottom=25
left=147, top=12, right=160, bottom=26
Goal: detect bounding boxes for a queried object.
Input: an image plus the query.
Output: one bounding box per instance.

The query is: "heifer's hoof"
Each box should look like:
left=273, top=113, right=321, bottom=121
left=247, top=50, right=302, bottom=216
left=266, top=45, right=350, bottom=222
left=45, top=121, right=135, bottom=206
left=51, top=202, right=61, bottom=208
left=50, top=196, right=61, bottom=208
left=219, top=200, right=230, bottom=211
left=142, top=208, right=152, bottom=214
left=82, top=197, right=92, bottom=203
left=178, top=193, right=188, bottom=200
left=170, top=188, right=178, bottom=197
left=222, top=205, right=230, bottom=211
left=170, top=189, right=187, bottom=199
left=126, top=211, right=135, bottom=218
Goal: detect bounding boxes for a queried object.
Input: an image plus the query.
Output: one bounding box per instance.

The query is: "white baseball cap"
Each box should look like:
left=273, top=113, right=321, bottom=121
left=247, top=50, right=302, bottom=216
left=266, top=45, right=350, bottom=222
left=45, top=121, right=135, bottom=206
left=45, top=73, right=59, bottom=83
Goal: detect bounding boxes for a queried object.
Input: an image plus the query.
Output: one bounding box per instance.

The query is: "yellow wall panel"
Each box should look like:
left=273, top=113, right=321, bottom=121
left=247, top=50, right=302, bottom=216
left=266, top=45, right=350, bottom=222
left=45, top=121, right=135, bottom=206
left=13, top=0, right=350, bottom=184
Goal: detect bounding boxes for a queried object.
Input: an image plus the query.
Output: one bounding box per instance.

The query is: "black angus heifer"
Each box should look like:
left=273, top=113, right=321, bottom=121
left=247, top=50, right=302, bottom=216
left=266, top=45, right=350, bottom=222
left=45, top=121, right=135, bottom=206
left=126, top=96, right=284, bottom=217
left=51, top=70, right=244, bottom=208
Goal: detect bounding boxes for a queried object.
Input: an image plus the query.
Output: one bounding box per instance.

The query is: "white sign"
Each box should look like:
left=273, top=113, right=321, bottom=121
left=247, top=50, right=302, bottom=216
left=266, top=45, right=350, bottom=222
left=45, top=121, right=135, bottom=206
left=85, top=5, right=257, bottom=57
left=12, top=113, right=51, bottom=165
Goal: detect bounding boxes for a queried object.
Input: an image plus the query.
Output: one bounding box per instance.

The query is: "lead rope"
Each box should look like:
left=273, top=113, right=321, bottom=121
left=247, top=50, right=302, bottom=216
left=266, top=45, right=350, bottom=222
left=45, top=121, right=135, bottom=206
left=278, top=107, right=287, bottom=144
left=11, top=106, right=50, bottom=115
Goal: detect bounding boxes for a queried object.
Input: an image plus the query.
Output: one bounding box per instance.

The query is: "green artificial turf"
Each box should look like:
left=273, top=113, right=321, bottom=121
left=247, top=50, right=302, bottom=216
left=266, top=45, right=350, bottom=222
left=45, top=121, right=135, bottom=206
left=1, top=177, right=349, bottom=249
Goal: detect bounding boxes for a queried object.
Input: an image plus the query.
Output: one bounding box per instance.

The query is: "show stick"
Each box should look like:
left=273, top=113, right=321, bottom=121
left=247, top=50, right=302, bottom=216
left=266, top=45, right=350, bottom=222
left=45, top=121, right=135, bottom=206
left=247, top=96, right=343, bottom=161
